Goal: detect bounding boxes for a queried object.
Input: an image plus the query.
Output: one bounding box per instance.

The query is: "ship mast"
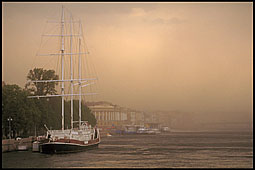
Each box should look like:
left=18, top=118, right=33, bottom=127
left=70, top=14, right=74, bottom=130
left=61, top=5, right=65, bottom=131
left=78, top=21, right=82, bottom=129
left=27, top=6, right=98, bottom=131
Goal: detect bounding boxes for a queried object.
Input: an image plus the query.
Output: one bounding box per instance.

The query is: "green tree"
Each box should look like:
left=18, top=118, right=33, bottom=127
left=2, top=83, right=97, bottom=138
left=25, top=68, right=59, bottom=95
left=2, top=84, right=41, bottom=138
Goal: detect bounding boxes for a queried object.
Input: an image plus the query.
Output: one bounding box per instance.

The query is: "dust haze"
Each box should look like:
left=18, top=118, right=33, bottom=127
left=2, top=2, right=253, bottom=131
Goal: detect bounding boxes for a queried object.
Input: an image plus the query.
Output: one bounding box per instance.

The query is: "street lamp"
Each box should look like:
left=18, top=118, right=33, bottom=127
left=7, top=117, right=12, bottom=139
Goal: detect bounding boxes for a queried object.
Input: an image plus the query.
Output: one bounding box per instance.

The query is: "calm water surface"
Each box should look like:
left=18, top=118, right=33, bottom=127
left=2, top=131, right=253, bottom=168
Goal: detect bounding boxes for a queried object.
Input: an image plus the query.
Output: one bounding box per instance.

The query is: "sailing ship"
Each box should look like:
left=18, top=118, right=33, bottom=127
left=28, top=6, right=100, bottom=154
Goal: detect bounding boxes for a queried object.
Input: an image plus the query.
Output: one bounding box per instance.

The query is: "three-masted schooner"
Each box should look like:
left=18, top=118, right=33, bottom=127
left=28, top=6, right=100, bottom=154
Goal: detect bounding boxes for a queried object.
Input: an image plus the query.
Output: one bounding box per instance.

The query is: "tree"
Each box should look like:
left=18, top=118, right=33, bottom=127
left=2, top=67, right=97, bottom=138
left=24, top=68, right=97, bottom=129
left=25, top=68, right=59, bottom=95
left=2, top=84, right=41, bottom=138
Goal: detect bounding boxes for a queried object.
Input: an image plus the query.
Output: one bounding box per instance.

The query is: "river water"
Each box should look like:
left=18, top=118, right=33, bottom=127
left=2, top=131, right=253, bottom=168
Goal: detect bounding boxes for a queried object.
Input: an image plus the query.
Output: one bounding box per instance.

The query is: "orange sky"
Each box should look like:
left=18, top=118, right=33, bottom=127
left=2, top=2, right=253, bottom=123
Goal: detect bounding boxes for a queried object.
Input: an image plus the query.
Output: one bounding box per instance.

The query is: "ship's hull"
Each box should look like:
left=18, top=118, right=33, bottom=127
left=40, top=138, right=100, bottom=154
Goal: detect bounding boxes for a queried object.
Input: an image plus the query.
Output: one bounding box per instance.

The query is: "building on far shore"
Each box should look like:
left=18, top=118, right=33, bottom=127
left=85, top=101, right=145, bottom=129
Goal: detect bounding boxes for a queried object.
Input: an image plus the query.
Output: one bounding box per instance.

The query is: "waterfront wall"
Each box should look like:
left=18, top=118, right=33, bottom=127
left=2, top=137, right=35, bottom=152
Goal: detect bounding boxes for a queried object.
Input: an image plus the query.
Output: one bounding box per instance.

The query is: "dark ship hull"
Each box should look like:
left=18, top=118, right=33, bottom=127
left=40, top=138, right=100, bottom=154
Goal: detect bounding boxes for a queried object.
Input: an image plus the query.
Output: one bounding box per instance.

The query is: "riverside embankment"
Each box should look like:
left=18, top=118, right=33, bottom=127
left=2, top=137, right=36, bottom=152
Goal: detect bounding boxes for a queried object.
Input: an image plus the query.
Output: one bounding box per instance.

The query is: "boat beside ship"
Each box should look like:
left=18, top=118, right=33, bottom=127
left=137, top=127, right=161, bottom=134
left=109, top=125, right=164, bottom=135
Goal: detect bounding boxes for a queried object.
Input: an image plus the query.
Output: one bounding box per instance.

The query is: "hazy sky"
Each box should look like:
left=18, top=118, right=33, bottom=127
left=2, top=2, right=253, bottom=122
